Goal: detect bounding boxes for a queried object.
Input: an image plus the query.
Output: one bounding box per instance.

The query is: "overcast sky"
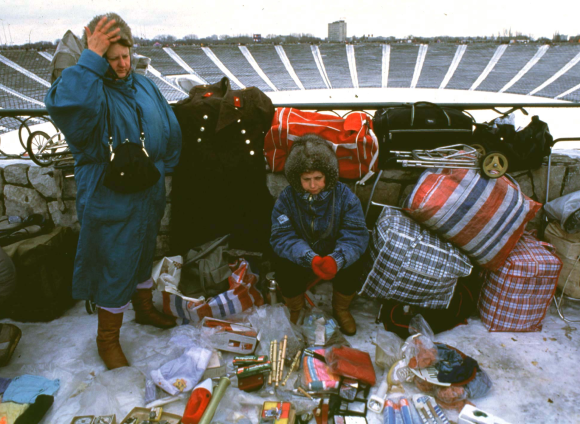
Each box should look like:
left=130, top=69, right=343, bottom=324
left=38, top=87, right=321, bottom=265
left=2, top=0, right=579, bottom=45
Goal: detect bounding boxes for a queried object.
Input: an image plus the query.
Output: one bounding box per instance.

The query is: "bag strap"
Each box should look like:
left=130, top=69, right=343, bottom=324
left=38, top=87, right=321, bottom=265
left=183, top=234, right=231, bottom=266
left=105, top=101, right=148, bottom=160
left=410, top=101, right=451, bottom=128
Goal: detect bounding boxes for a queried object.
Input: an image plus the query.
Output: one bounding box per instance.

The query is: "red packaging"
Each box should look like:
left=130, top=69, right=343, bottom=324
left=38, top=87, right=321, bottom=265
left=325, top=346, right=376, bottom=386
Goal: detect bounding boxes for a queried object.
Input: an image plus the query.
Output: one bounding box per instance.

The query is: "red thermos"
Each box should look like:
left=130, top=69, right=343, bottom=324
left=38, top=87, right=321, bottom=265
left=182, top=378, right=213, bottom=424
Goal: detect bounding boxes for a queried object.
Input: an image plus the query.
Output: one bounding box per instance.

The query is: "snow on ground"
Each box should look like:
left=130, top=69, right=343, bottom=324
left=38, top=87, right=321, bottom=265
left=1, top=282, right=579, bottom=424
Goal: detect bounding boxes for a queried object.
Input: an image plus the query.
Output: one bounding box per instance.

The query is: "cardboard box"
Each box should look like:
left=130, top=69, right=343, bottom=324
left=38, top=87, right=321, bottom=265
left=201, top=317, right=258, bottom=354
left=201, top=350, right=226, bottom=379
left=259, top=401, right=295, bottom=424
left=120, top=407, right=181, bottom=424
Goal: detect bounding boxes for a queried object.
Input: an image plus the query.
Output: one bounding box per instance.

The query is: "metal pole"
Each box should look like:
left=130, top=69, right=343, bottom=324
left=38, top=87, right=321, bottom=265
left=197, top=377, right=230, bottom=424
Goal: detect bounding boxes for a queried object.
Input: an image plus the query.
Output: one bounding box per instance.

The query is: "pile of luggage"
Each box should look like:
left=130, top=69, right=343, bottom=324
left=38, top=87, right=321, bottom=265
left=263, top=100, right=566, bottom=335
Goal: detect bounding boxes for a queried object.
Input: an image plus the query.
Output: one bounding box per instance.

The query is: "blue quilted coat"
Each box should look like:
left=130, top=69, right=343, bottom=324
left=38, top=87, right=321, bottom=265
left=45, top=49, right=182, bottom=307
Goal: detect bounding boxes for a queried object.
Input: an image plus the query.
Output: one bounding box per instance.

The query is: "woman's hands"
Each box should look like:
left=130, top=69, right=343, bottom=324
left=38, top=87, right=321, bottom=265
left=312, top=256, right=337, bottom=280
left=85, top=16, right=121, bottom=57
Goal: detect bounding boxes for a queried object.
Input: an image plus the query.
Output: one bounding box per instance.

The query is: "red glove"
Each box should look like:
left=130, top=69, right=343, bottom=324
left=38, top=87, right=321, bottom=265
left=311, top=256, right=337, bottom=281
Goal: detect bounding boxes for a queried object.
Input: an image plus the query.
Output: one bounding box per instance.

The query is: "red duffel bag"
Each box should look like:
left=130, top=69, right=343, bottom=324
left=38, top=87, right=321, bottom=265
left=264, top=107, right=379, bottom=183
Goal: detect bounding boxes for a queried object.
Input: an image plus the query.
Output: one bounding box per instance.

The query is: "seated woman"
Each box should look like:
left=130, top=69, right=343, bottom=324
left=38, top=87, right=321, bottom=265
left=270, top=134, right=369, bottom=335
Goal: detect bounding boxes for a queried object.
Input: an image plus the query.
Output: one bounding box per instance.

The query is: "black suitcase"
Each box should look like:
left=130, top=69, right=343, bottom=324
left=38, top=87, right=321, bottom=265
left=373, top=102, right=474, bottom=168
left=0, top=227, right=78, bottom=322
left=471, top=115, right=553, bottom=173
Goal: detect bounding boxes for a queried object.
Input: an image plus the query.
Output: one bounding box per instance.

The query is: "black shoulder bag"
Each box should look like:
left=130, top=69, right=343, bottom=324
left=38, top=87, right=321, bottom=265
left=103, top=107, right=161, bottom=193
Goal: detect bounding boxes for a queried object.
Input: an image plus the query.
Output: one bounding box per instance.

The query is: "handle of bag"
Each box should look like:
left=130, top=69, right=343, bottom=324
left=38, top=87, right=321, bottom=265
left=409, top=101, right=451, bottom=128
left=342, top=109, right=374, bottom=119
left=361, top=170, right=385, bottom=219
left=183, top=234, right=231, bottom=266
left=219, top=76, right=230, bottom=94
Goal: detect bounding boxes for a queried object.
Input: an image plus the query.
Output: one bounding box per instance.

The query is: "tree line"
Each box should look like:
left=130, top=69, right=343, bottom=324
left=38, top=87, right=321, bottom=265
left=2, top=32, right=580, bottom=50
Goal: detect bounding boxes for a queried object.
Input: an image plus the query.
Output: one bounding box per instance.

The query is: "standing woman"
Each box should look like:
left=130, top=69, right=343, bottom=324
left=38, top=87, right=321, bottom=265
left=45, top=13, right=182, bottom=369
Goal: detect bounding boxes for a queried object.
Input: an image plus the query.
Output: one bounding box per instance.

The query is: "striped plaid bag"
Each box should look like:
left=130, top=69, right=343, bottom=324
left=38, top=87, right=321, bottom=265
left=162, top=258, right=264, bottom=325
left=360, top=207, right=472, bottom=309
left=404, top=168, right=542, bottom=270
left=478, top=232, right=562, bottom=332
left=263, top=107, right=379, bottom=183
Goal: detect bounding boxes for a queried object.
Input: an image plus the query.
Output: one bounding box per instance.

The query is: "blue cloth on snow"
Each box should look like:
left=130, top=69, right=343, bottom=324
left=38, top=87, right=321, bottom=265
left=45, top=49, right=182, bottom=307
left=3, top=375, right=60, bottom=404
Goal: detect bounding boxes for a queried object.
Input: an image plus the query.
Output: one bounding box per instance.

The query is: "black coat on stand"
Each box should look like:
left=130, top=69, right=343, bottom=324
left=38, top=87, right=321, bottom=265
left=171, top=77, right=275, bottom=255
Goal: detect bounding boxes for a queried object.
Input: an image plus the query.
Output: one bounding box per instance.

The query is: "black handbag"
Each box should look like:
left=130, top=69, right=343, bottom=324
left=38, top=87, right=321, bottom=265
left=103, top=107, right=160, bottom=193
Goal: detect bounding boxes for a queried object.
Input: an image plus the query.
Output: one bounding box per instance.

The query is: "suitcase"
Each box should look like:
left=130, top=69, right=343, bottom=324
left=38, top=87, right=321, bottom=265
left=478, top=232, right=562, bottom=332
left=471, top=115, right=553, bottom=173
left=0, top=227, right=78, bottom=322
left=360, top=207, right=472, bottom=309
left=373, top=102, right=474, bottom=169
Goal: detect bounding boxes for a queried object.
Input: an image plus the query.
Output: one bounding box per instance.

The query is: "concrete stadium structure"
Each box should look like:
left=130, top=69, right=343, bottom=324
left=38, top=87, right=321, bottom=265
left=0, top=43, right=579, bottom=111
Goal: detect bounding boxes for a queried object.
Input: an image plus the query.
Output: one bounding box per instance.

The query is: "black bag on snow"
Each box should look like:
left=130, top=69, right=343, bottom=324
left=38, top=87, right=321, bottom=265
left=373, top=102, right=474, bottom=169
left=0, top=227, right=78, bottom=322
left=378, top=280, right=479, bottom=338
left=472, top=115, right=554, bottom=173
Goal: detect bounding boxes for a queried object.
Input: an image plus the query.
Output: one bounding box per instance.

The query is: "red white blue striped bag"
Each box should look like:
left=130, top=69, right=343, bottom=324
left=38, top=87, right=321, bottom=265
left=477, top=232, right=562, bottom=332
left=404, top=168, right=542, bottom=270
left=162, top=258, right=264, bottom=325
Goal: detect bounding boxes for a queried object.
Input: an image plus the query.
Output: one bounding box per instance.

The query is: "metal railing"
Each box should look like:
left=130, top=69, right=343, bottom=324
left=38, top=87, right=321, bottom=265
left=1, top=101, right=579, bottom=167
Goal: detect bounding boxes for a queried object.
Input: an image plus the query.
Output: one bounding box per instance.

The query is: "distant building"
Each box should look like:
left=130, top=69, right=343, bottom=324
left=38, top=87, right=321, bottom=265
left=328, top=20, right=347, bottom=42
left=253, top=34, right=262, bottom=43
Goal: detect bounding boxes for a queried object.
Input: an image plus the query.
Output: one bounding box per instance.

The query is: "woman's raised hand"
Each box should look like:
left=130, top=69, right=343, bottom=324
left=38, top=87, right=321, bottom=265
left=85, top=16, right=121, bottom=56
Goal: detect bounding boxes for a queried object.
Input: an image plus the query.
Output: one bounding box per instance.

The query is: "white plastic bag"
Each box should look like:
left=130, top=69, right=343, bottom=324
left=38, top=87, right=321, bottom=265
left=150, top=346, right=212, bottom=396
left=151, top=255, right=183, bottom=291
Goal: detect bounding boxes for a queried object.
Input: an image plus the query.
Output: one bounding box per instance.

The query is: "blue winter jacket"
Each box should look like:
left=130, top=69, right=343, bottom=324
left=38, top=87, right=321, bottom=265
left=45, top=49, right=182, bottom=307
left=270, top=182, right=369, bottom=270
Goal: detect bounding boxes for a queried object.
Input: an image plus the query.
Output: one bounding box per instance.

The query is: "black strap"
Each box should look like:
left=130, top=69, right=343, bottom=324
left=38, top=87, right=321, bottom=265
left=410, top=101, right=451, bottom=127
left=105, top=99, right=146, bottom=157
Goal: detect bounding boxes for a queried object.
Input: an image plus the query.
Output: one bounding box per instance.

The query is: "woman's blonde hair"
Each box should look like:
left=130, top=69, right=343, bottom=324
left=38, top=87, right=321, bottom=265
left=82, top=12, right=134, bottom=49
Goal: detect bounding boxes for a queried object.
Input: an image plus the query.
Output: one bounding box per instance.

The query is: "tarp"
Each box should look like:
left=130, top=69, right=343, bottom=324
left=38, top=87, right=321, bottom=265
left=49, top=30, right=84, bottom=83
left=544, top=190, right=580, bottom=233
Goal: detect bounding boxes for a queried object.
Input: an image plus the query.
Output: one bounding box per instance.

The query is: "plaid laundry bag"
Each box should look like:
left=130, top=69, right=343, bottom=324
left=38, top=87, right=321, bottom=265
left=478, top=232, right=562, bottom=332
left=404, top=168, right=542, bottom=270
left=163, top=258, right=264, bottom=325
left=360, top=207, right=473, bottom=308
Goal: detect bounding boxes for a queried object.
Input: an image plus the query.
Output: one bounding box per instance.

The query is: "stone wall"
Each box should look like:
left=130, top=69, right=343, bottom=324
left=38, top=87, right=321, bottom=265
left=1, top=153, right=578, bottom=257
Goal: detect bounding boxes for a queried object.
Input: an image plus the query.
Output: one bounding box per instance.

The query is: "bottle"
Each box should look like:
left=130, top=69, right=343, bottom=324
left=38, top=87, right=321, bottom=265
left=182, top=378, right=213, bottom=424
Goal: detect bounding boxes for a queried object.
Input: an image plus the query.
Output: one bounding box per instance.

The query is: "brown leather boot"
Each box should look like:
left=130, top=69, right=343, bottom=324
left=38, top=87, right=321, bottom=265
left=332, top=291, right=357, bottom=336
left=132, top=288, right=177, bottom=329
left=283, top=293, right=305, bottom=324
left=97, top=308, right=129, bottom=370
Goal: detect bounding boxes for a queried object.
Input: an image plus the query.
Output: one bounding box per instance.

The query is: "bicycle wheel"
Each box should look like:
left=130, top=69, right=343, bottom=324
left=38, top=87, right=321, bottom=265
left=27, top=131, right=54, bottom=166
left=19, top=117, right=60, bottom=151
